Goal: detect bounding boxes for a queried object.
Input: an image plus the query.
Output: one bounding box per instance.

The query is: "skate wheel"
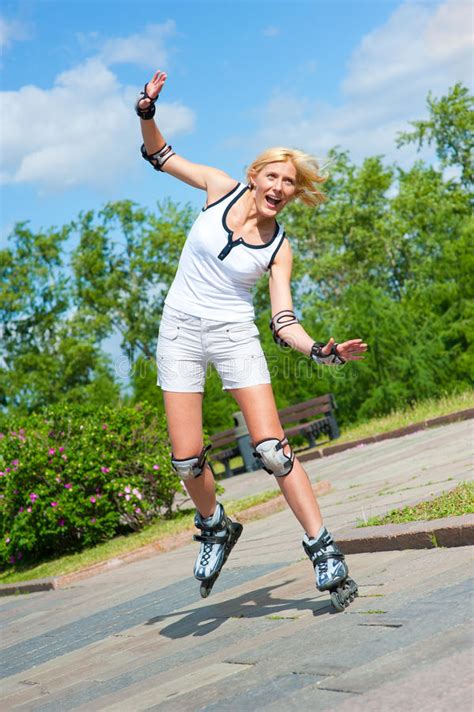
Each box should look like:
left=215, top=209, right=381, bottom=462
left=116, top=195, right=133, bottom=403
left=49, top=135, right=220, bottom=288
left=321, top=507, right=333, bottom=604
left=232, top=522, right=243, bottom=538
left=330, top=591, right=345, bottom=612
left=200, top=583, right=210, bottom=598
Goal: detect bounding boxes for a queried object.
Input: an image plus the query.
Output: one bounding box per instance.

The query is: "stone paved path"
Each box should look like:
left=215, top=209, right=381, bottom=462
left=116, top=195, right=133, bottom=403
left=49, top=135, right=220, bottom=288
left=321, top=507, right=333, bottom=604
left=1, top=420, right=473, bottom=711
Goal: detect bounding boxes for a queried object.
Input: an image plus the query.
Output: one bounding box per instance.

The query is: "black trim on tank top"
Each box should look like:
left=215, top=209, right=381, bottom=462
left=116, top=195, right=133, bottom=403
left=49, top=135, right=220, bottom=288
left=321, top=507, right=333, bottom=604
left=217, top=185, right=281, bottom=261
left=202, top=183, right=240, bottom=212
left=267, top=232, right=287, bottom=270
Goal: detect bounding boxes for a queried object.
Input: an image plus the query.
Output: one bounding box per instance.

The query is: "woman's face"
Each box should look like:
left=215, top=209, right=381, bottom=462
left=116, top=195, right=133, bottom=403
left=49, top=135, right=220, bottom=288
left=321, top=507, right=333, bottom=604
left=251, top=161, right=297, bottom=218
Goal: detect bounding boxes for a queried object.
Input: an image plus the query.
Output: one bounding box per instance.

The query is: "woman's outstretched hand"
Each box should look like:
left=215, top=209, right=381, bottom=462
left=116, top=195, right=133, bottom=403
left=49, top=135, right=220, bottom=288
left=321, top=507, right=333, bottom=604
left=323, top=337, right=367, bottom=362
left=138, top=70, right=167, bottom=110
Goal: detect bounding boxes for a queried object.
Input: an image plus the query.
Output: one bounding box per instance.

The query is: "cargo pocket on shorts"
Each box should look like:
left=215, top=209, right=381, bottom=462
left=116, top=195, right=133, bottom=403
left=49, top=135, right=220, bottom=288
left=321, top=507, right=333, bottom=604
left=226, top=323, right=260, bottom=342
left=159, top=324, right=179, bottom=341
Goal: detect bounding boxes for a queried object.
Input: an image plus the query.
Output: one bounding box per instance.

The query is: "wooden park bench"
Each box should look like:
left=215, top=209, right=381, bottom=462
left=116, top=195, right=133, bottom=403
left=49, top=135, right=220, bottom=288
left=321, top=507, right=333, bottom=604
left=210, top=393, right=339, bottom=477
left=209, top=428, right=246, bottom=479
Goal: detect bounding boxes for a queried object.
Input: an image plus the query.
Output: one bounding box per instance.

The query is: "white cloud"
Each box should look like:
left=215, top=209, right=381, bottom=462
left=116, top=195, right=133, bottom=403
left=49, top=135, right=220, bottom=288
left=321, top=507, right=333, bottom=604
left=99, top=20, right=175, bottom=69
left=0, top=25, right=195, bottom=194
left=238, top=0, right=473, bottom=165
left=0, top=16, right=30, bottom=49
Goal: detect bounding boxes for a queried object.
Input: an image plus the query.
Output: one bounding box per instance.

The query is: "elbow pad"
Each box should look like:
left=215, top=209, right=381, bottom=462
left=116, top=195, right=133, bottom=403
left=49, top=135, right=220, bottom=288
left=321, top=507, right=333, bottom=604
left=140, top=143, right=176, bottom=172
left=270, top=310, right=299, bottom=348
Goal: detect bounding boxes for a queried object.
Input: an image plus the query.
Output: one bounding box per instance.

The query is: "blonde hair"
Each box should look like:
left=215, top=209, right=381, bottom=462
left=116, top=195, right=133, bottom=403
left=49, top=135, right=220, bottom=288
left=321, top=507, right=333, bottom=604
left=246, top=147, right=328, bottom=207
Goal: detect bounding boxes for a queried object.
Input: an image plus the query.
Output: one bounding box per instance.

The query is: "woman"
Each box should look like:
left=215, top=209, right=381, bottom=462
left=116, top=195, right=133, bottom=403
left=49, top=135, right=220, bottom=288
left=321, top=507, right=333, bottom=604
left=136, top=71, right=367, bottom=608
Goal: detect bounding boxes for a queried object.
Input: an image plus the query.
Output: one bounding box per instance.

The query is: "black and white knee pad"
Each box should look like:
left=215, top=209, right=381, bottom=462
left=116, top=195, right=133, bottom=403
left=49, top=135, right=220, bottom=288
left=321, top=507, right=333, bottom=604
left=171, top=444, right=212, bottom=481
left=254, top=436, right=295, bottom=477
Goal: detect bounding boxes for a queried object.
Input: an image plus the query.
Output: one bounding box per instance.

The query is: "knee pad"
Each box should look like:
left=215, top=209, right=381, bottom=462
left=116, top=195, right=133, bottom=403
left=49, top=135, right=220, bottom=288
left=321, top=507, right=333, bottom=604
left=171, top=444, right=211, bottom=481
left=254, top=437, right=295, bottom=477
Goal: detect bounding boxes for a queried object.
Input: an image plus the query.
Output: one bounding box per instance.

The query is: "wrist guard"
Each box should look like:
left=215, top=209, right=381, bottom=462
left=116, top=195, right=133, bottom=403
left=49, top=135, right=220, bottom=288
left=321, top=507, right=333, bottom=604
left=135, top=83, right=158, bottom=120
left=311, top=341, right=345, bottom=366
left=270, top=310, right=299, bottom=348
left=141, top=143, right=176, bottom=172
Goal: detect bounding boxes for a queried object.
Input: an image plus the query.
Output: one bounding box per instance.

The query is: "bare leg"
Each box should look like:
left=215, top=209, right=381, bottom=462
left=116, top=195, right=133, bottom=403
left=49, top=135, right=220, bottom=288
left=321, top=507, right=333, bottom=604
left=162, top=391, right=217, bottom=518
left=228, top=384, right=323, bottom=537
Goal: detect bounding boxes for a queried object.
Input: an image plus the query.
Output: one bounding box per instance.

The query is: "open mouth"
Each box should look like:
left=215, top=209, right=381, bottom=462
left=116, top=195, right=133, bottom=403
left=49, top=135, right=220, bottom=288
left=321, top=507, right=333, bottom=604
left=265, top=195, right=282, bottom=209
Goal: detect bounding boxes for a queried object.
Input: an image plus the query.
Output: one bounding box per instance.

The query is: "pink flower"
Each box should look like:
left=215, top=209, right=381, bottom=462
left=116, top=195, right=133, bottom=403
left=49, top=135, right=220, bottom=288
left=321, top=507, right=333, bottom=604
left=118, top=492, right=123, bottom=497
left=64, top=483, right=72, bottom=489
left=102, top=423, right=108, bottom=430
left=90, top=496, right=96, bottom=504
left=30, top=493, right=38, bottom=502
left=56, top=477, right=61, bottom=483
left=101, top=467, right=110, bottom=474
left=5, top=468, right=10, bottom=473
left=90, top=517, right=96, bottom=524
left=51, top=502, right=58, bottom=507
left=0, top=433, right=4, bottom=439
left=124, top=485, right=131, bottom=494
left=11, top=459, right=19, bottom=466
left=27, top=507, right=32, bottom=513
left=125, top=494, right=131, bottom=501
left=5, top=537, right=10, bottom=544
left=48, top=448, right=56, bottom=456
left=132, top=488, right=142, bottom=500
left=58, top=519, right=65, bottom=527
left=18, top=507, right=24, bottom=513
left=59, top=447, right=65, bottom=453
left=62, top=454, right=68, bottom=460
left=0, top=472, right=4, bottom=477
left=135, top=507, right=141, bottom=514
left=153, top=464, right=160, bottom=470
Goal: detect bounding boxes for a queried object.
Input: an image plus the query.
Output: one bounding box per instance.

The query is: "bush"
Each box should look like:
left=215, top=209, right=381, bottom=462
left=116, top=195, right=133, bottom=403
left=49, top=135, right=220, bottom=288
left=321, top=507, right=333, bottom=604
left=0, top=402, right=182, bottom=569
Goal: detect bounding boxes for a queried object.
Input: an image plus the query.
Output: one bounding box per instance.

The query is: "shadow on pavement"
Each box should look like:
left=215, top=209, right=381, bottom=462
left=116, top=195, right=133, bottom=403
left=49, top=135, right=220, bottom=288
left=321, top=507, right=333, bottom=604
left=148, top=580, right=336, bottom=638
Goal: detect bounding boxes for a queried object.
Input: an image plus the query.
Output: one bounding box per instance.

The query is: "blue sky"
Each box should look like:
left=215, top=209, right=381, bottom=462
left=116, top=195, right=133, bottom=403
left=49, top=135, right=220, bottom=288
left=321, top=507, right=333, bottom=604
left=1, top=0, right=472, bottom=245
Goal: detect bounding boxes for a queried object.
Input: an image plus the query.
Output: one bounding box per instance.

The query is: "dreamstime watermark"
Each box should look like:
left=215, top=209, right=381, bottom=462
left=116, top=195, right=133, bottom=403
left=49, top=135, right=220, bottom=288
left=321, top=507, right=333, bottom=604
left=113, top=351, right=361, bottom=385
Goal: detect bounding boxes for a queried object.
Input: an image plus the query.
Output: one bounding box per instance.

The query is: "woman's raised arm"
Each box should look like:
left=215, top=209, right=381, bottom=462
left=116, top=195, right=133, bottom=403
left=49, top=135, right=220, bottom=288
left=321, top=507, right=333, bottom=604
left=136, top=71, right=236, bottom=197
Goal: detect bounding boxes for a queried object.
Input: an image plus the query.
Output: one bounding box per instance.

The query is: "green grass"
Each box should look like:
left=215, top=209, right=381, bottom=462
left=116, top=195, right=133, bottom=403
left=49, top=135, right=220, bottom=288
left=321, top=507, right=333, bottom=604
left=0, top=488, right=281, bottom=585
left=332, top=390, right=473, bottom=447
left=359, top=481, right=474, bottom=527
left=358, top=610, right=387, bottom=615
left=212, top=389, right=474, bottom=475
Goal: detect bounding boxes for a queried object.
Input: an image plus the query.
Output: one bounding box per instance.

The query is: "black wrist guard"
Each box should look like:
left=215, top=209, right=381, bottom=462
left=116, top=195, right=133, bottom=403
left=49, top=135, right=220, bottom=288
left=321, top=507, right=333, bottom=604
left=135, top=83, right=158, bottom=120
left=270, top=310, right=299, bottom=348
left=141, top=143, right=176, bottom=172
left=311, top=341, right=345, bottom=366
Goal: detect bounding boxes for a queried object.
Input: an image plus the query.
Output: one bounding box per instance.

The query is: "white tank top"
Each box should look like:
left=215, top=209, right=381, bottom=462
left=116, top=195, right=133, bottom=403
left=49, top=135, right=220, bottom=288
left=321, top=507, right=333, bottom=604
left=164, top=182, right=287, bottom=321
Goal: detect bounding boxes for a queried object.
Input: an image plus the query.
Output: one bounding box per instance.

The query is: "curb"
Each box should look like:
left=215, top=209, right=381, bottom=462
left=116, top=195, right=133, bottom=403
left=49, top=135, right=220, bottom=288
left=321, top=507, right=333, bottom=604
left=0, top=578, right=57, bottom=596
left=337, top=514, right=474, bottom=555
left=298, top=407, right=474, bottom=463
left=0, top=481, right=332, bottom=596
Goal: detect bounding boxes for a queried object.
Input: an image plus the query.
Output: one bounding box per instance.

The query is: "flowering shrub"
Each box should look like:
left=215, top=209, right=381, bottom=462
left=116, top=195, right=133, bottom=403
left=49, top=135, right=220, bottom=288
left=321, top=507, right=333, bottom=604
left=0, top=403, right=183, bottom=568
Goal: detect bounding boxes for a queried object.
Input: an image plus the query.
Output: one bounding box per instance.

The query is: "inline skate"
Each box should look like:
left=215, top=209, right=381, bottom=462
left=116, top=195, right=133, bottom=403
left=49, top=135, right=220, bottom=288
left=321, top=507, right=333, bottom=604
left=303, top=527, right=358, bottom=611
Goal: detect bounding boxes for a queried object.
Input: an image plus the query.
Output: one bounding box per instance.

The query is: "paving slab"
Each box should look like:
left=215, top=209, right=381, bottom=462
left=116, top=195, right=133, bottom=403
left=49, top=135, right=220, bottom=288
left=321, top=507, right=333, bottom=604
left=0, top=419, right=472, bottom=711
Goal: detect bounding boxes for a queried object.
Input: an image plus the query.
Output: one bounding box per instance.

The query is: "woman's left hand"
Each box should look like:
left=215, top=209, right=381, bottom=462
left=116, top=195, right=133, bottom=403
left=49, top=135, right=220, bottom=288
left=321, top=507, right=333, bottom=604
left=322, top=337, right=367, bottom=362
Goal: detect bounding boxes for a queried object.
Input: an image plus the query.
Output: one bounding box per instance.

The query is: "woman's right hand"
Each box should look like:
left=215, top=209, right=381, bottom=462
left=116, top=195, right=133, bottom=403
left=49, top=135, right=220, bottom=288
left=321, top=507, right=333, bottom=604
left=138, top=70, right=167, bottom=110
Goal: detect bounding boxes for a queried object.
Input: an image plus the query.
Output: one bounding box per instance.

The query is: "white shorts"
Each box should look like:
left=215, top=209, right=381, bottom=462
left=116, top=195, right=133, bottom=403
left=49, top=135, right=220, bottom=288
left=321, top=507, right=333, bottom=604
left=156, top=305, right=272, bottom=392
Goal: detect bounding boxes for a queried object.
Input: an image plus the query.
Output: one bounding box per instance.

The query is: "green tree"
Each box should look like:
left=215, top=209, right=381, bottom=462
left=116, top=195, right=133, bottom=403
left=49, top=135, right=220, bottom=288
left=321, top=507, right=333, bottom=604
left=397, top=82, right=474, bottom=188
left=0, top=223, right=118, bottom=413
